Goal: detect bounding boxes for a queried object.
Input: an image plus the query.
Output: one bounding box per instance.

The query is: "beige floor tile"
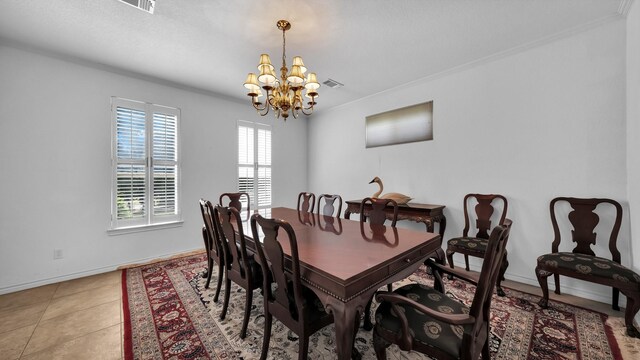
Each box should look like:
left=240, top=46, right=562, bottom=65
left=42, top=282, right=121, bottom=321
left=0, top=284, right=57, bottom=312
left=0, top=325, right=35, bottom=360
left=54, top=271, right=121, bottom=298
left=22, top=300, right=120, bottom=356
left=20, top=324, right=121, bottom=360
left=0, top=302, right=47, bottom=334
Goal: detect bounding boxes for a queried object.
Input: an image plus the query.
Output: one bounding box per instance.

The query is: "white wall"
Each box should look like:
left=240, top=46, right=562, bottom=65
left=0, top=44, right=308, bottom=293
left=627, top=2, right=640, bottom=275
left=308, top=19, right=628, bottom=304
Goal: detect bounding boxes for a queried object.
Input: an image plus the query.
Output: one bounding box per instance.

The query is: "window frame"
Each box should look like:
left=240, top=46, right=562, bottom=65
left=109, top=97, right=182, bottom=233
left=237, top=120, right=272, bottom=211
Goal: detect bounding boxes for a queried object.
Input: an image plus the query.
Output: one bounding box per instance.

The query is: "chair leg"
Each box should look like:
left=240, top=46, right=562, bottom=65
left=553, top=273, right=561, bottom=295
left=536, top=267, right=551, bottom=308
left=363, top=297, right=374, bottom=331
left=298, top=332, right=309, bottom=360
left=482, top=331, right=490, bottom=359
left=386, top=284, right=392, bottom=292
left=464, top=254, right=470, bottom=271
left=496, top=252, right=509, bottom=297
left=205, top=258, right=214, bottom=289
left=213, top=263, right=224, bottom=303
left=240, top=288, right=253, bottom=339
left=220, top=277, right=231, bottom=320
left=621, top=291, right=640, bottom=338
left=612, top=287, right=620, bottom=311
left=373, top=329, right=390, bottom=360
left=260, top=313, right=272, bottom=360
left=446, top=249, right=455, bottom=269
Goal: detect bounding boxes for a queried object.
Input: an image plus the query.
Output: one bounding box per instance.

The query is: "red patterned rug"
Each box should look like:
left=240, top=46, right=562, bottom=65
left=122, top=253, right=635, bottom=359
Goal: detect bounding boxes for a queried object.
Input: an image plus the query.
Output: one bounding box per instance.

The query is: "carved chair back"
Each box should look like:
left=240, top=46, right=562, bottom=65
left=214, top=205, right=252, bottom=280
left=199, top=199, right=222, bottom=263
left=360, top=197, right=398, bottom=227
left=317, top=194, right=343, bottom=217
left=250, top=214, right=305, bottom=321
left=297, top=192, right=316, bottom=213
left=219, top=192, right=251, bottom=219
left=550, top=197, right=622, bottom=261
left=462, top=194, right=508, bottom=239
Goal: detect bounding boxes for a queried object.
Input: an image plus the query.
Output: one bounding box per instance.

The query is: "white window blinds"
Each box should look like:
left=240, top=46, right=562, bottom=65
left=111, top=98, right=181, bottom=229
left=238, top=121, right=271, bottom=210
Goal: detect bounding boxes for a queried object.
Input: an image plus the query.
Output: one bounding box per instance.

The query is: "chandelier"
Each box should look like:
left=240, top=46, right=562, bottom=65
left=243, top=20, right=320, bottom=120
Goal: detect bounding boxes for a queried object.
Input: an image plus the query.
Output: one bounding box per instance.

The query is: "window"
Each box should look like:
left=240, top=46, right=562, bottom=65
left=238, top=121, right=271, bottom=215
left=110, top=97, right=181, bottom=230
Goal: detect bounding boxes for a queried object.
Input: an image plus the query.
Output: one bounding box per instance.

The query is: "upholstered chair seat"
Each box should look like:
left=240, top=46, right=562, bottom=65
left=447, top=237, right=489, bottom=255
left=375, top=283, right=472, bottom=359
left=537, top=252, right=640, bottom=284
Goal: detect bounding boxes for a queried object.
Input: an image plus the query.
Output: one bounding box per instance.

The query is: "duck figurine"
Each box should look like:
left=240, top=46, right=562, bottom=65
left=368, top=176, right=413, bottom=205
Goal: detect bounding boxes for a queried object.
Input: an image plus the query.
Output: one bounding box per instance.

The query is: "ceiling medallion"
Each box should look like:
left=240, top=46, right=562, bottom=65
left=243, top=20, right=319, bottom=120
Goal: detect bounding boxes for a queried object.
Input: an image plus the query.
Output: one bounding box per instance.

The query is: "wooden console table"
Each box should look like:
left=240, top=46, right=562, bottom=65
left=344, top=200, right=447, bottom=237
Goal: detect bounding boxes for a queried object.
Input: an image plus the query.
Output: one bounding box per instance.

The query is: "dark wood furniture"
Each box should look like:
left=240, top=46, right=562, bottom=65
left=213, top=205, right=263, bottom=339
left=198, top=199, right=225, bottom=302
left=446, top=194, right=510, bottom=296
left=359, top=197, right=399, bottom=330
left=535, top=197, right=640, bottom=338
left=373, top=223, right=511, bottom=360
left=297, top=192, right=316, bottom=213
left=240, top=207, right=441, bottom=360
left=318, top=193, right=343, bottom=217
left=360, top=197, right=398, bottom=227
left=344, top=199, right=446, bottom=237
left=250, top=214, right=335, bottom=360
left=219, top=192, right=250, bottom=219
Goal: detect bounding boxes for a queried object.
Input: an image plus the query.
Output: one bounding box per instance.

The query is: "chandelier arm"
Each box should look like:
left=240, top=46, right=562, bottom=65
left=300, top=104, right=314, bottom=116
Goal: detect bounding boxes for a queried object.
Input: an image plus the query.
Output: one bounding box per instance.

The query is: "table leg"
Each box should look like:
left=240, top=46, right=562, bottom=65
left=344, top=209, right=352, bottom=220
left=324, top=296, right=363, bottom=360
left=438, top=216, right=447, bottom=238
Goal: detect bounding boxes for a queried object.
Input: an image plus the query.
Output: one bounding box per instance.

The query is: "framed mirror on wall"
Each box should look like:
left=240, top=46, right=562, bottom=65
left=365, top=101, right=433, bottom=148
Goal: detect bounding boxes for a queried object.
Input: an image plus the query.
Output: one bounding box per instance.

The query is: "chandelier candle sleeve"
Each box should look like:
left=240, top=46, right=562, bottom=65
left=243, top=19, right=319, bottom=120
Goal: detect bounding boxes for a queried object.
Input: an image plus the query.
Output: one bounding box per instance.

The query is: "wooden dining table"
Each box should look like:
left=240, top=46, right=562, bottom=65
left=240, top=207, right=441, bottom=360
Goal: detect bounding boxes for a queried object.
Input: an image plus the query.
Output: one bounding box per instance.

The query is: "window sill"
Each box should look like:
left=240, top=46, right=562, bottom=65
left=107, top=220, right=184, bottom=236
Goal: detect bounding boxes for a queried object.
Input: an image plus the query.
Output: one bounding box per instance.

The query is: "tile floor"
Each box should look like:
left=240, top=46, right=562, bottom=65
left=0, top=271, right=123, bottom=360
left=0, top=268, right=624, bottom=360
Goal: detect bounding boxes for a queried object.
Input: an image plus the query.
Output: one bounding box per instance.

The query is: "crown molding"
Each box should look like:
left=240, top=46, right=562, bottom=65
left=618, top=0, right=635, bottom=16
left=325, top=12, right=626, bottom=113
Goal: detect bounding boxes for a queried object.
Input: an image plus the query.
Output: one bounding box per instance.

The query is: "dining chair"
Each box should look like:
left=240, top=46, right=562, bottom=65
left=297, top=192, right=316, bottom=213
left=445, top=193, right=510, bottom=296
left=213, top=204, right=263, bottom=339
left=198, top=199, right=225, bottom=303
left=317, top=193, right=343, bottom=217
left=219, top=192, right=251, bottom=220
left=373, top=222, right=512, bottom=360
left=360, top=197, right=399, bottom=330
left=250, top=214, right=334, bottom=360
left=535, top=197, right=640, bottom=338
left=359, top=197, right=398, bottom=227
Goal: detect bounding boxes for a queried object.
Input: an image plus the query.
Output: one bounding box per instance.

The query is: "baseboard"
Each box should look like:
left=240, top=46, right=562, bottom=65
left=462, top=263, right=627, bottom=308
left=0, top=247, right=204, bottom=295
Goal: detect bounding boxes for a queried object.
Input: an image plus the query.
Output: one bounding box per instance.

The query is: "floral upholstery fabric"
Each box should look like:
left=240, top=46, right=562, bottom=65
left=447, top=236, right=488, bottom=255
left=375, top=283, right=471, bottom=358
left=537, top=252, right=640, bottom=285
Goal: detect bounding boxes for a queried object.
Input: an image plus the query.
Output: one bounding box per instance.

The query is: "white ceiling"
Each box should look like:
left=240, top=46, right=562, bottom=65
left=0, top=0, right=628, bottom=111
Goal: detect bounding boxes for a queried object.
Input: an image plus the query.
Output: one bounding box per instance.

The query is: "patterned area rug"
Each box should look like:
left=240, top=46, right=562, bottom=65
left=123, top=253, right=633, bottom=359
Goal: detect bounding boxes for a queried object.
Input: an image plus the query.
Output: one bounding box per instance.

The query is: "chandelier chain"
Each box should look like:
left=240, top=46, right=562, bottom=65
left=281, top=28, right=287, bottom=72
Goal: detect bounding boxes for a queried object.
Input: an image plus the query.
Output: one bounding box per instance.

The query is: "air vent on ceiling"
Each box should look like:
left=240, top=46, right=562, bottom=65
left=118, top=0, right=156, bottom=14
left=323, top=79, right=344, bottom=89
